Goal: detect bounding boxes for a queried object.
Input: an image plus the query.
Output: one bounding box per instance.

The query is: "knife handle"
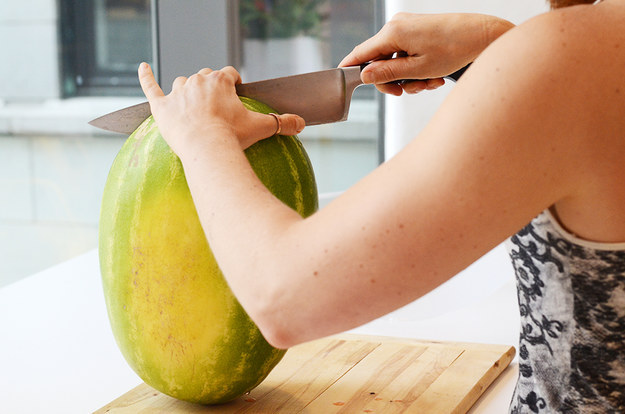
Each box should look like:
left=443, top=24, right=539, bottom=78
left=359, top=62, right=471, bottom=84
left=441, top=64, right=471, bottom=82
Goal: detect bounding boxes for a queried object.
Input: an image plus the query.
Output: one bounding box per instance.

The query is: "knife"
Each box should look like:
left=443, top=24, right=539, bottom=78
left=88, top=64, right=470, bottom=135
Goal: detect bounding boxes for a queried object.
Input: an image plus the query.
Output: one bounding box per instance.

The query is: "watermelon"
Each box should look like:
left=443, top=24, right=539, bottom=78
left=98, top=96, right=318, bottom=404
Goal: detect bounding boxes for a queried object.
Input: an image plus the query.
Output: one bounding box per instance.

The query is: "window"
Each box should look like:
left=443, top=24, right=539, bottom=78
left=60, top=0, right=152, bottom=96
left=61, top=0, right=384, bottom=193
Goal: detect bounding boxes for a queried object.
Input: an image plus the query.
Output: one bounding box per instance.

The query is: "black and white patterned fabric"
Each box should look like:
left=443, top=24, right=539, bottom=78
left=506, top=209, right=625, bottom=413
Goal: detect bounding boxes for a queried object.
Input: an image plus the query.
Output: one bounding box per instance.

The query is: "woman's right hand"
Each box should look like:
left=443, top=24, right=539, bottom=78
left=339, top=13, right=514, bottom=95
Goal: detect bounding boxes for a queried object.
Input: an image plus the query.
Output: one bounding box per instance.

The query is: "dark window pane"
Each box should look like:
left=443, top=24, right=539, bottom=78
left=61, top=0, right=152, bottom=96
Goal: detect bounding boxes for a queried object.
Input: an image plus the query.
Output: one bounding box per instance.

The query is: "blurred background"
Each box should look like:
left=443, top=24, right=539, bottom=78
left=0, top=0, right=546, bottom=287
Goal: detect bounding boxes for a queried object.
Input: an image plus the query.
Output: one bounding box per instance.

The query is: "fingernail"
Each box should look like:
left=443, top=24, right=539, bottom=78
left=361, top=70, right=376, bottom=84
left=296, top=117, right=305, bottom=133
left=139, top=62, right=148, bottom=71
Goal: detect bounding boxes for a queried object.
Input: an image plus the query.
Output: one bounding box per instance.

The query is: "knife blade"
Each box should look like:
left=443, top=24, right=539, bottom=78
left=88, top=64, right=469, bottom=135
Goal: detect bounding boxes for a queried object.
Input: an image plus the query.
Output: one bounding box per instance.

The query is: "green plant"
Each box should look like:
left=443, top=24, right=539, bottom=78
left=240, top=0, right=327, bottom=39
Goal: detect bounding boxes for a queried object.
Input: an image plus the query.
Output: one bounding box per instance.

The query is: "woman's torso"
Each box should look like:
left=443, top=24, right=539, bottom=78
left=506, top=209, right=625, bottom=413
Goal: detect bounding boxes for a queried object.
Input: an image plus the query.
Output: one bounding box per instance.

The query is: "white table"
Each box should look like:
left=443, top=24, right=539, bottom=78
left=0, top=245, right=519, bottom=413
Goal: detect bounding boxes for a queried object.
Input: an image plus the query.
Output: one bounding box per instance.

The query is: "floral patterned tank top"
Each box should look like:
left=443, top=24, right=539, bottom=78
left=505, top=209, right=625, bottom=413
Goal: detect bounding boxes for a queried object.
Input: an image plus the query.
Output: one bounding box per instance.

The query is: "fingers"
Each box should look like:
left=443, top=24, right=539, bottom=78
left=375, top=83, right=404, bottom=96
left=220, top=66, right=243, bottom=85
left=360, top=58, right=405, bottom=84
left=171, top=75, right=187, bottom=91
left=262, top=112, right=305, bottom=137
left=138, top=63, right=165, bottom=102
left=339, top=34, right=398, bottom=68
left=171, top=67, right=240, bottom=92
left=401, top=78, right=445, bottom=94
left=272, top=113, right=305, bottom=136
left=361, top=54, right=433, bottom=84
left=420, top=78, right=446, bottom=91
left=374, top=78, right=445, bottom=96
left=240, top=112, right=305, bottom=149
left=339, top=15, right=413, bottom=68
left=195, top=66, right=241, bottom=85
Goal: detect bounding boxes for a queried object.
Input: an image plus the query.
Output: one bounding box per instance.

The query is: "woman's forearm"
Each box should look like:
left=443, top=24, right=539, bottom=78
left=179, top=129, right=302, bottom=288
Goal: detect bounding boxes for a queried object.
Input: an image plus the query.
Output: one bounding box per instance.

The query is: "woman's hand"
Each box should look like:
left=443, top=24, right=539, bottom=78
left=339, top=13, right=514, bottom=95
left=138, top=63, right=305, bottom=157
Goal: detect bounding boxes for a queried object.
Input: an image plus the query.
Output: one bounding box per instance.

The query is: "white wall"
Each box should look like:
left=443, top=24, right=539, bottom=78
left=0, top=0, right=60, bottom=101
left=0, top=133, right=126, bottom=287
left=384, top=0, right=549, bottom=159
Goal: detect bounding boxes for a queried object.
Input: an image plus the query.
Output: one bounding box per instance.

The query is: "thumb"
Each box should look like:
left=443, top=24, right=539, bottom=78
left=360, top=56, right=426, bottom=84
left=138, top=63, right=165, bottom=102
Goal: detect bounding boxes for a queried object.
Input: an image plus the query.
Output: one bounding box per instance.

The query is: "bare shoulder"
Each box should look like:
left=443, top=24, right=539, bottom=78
left=546, top=3, right=622, bottom=55
left=469, top=1, right=625, bottom=241
left=506, top=1, right=625, bottom=123
left=485, top=1, right=625, bottom=86
left=451, top=1, right=625, bottom=153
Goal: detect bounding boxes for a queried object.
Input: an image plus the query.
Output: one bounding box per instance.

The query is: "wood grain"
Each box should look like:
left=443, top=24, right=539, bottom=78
left=96, top=334, right=515, bottom=414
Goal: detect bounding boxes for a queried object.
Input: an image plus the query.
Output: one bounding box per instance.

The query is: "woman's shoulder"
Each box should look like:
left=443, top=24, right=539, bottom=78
left=476, top=1, right=625, bottom=126
left=501, top=1, right=625, bottom=71
left=459, top=2, right=625, bottom=242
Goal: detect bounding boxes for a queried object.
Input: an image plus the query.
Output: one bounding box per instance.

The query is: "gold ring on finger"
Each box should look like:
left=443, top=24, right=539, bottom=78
left=269, top=113, right=281, bottom=135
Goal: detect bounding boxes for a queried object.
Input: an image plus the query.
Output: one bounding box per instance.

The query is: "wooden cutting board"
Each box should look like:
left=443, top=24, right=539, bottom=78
left=96, top=334, right=515, bottom=414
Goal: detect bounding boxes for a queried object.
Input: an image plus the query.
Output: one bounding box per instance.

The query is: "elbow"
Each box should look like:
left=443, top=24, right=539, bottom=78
left=251, top=306, right=302, bottom=350
left=256, top=319, right=299, bottom=350
left=244, top=282, right=305, bottom=350
left=229, top=229, right=316, bottom=349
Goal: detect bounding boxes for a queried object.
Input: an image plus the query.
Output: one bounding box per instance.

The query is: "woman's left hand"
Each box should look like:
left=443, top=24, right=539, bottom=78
left=138, top=63, right=305, bottom=157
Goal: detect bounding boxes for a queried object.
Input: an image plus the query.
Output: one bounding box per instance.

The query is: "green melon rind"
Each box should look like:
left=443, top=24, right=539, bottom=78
left=240, top=96, right=318, bottom=218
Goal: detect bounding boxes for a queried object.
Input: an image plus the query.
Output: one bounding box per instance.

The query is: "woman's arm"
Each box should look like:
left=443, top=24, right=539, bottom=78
left=139, top=9, right=612, bottom=349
